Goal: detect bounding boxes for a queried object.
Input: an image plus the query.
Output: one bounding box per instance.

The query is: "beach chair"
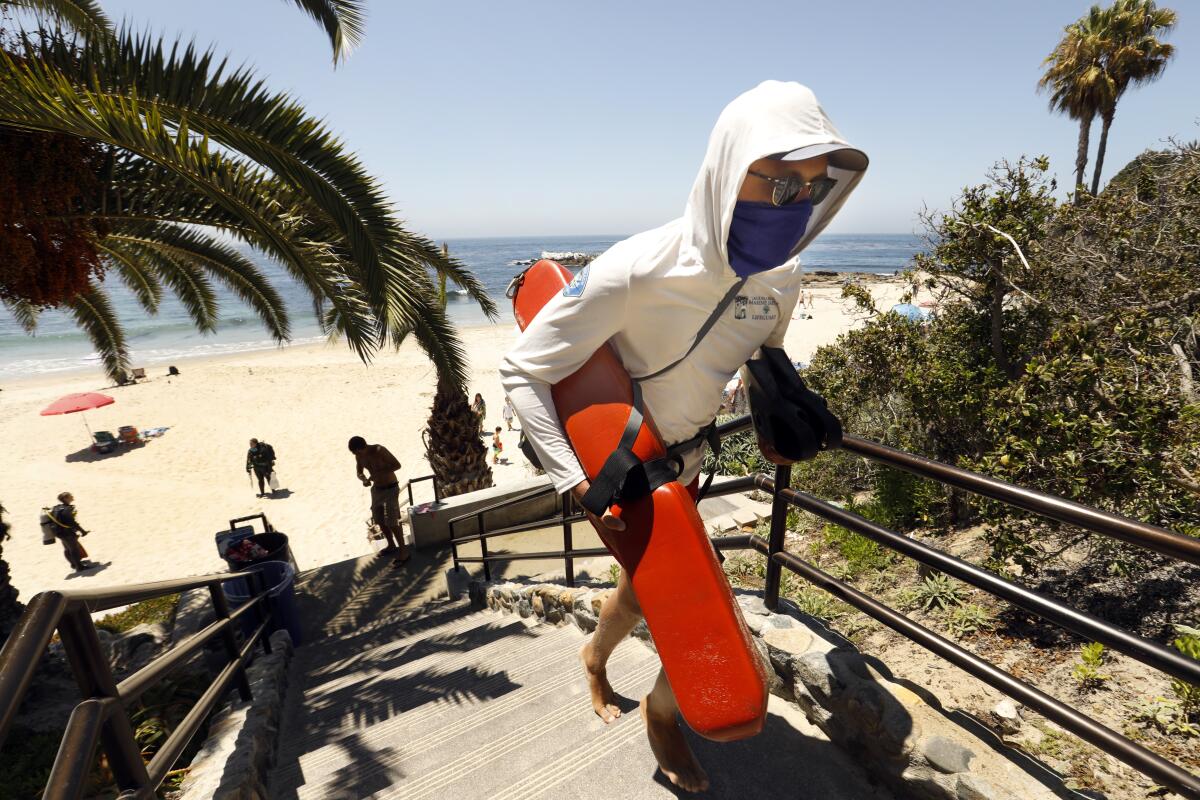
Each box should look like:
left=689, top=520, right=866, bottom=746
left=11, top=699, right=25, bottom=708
left=118, top=426, right=141, bottom=445
left=91, top=431, right=118, bottom=454
left=131, top=367, right=146, bottom=380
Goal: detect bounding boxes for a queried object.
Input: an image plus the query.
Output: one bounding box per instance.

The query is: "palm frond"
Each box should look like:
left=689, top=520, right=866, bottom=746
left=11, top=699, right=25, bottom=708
left=98, top=240, right=163, bottom=314
left=1, top=297, right=40, bottom=333
left=1, top=0, right=113, bottom=36
left=104, top=234, right=219, bottom=333
left=1, top=31, right=484, bottom=384
left=64, top=281, right=128, bottom=381
left=283, top=0, right=366, bottom=63
left=0, top=48, right=350, bottom=333
left=109, top=221, right=291, bottom=341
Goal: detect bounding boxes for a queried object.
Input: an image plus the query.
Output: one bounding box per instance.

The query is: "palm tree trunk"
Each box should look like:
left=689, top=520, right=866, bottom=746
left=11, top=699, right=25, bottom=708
left=0, top=541, right=24, bottom=648
left=1090, top=109, right=1114, bottom=196
left=1074, top=112, right=1093, bottom=204
left=423, top=377, right=494, bottom=498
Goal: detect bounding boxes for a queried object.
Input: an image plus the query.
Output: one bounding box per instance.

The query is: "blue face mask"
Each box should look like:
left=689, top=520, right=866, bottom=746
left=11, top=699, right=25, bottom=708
left=726, top=199, right=813, bottom=277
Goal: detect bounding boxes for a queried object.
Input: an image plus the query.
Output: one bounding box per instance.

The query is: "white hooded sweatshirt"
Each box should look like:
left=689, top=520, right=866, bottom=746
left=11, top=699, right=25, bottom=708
left=500, top=81, right=868, bottom=494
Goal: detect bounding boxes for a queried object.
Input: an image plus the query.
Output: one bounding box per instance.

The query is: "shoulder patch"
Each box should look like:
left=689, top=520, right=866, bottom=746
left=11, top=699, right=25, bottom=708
left=562, top=265, right=590, bottom=298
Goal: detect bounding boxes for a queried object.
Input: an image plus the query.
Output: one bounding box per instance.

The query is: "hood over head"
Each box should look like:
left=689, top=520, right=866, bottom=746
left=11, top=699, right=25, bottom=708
left=681, top=80, right=868, bottom=278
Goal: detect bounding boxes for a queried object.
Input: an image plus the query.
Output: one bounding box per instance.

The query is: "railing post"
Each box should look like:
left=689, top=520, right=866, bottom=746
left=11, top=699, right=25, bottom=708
left=208, top=584, right=253, bottom=701
left=764, top=464, right=792, bottom=611
left=433, top=477, right=442, bottom=502
left=562, top=493, right=575, bottom=588
left=450, top=520, right=461, bottom=573
left=56, top=605, right=149, bottom=794
left=249, top=571, right=272, bottom=655
left=478, top=512, right=492, bottom=582
left=406, top=481, right=414, bottom=508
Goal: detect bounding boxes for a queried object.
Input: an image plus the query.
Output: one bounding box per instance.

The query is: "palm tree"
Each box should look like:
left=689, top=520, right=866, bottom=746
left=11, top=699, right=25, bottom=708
left=423, top=243, right=493, bottom=497
left=1039, top=6, right=1113, bottom=201
left=0, top=504, right=22, bottom=649
left=1039, top=1, right=1176, bottom=200
left=0, top=1, right=496, bottom=385
left=1088, top=0, right=1176, bottom=195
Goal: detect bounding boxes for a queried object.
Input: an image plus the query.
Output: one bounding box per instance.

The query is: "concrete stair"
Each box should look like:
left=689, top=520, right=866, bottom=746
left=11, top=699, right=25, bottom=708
left=268, top=561, right=893, bottom=799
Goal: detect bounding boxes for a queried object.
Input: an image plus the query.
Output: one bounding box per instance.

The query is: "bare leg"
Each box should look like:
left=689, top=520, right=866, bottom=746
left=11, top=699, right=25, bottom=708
left=380, top=526, right=398, bottom=551
left=580, top=568, right=641, bottom=723
left=386, top=522, right=410, bottom=563
left=641, top=669, right=709, bottom=793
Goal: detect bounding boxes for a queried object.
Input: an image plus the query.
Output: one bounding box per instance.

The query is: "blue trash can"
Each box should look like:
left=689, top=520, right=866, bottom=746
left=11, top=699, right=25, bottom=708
left=222, top=560, right=302, bottom=646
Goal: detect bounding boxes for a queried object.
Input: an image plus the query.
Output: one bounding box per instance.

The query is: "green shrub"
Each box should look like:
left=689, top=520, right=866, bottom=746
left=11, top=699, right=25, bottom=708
left=790, top=585, right=848, bottom=620
left=1170, top=624, right=1200, bottom=719
left=911, top=573, right=964, bottom=611
left=95, top=594, right=179, bottom=634
left=822, top=524, right=889, bottom=578
left=945, top=602, right=992, bottom=638
left=1071, top=642, right=1111, bottom=690
left=0, top=727, right=61, bottom=799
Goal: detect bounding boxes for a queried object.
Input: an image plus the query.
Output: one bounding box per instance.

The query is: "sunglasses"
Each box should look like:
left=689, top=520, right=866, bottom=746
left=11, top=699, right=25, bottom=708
left=747, top=170, right=838, bottom=207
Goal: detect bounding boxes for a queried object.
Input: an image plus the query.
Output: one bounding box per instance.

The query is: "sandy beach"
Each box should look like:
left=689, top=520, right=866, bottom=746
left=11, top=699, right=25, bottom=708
left=0, top=275, right=911, bottom=604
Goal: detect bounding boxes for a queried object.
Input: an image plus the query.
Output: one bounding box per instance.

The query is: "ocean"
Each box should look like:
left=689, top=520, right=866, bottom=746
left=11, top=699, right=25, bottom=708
left=0, top=233, right=921, bottom=378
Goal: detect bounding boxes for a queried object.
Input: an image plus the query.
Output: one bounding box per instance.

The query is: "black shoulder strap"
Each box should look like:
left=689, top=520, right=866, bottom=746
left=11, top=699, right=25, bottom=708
left=579, top=381, right=682, bottom=517
left=636, top=278, right=747, bottom=382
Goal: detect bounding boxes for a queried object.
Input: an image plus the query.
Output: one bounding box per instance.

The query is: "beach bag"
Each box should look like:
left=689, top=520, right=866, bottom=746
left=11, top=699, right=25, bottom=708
left=268, top=471, right=281, bottom=491
left=40, top=511, right=55, bottom=545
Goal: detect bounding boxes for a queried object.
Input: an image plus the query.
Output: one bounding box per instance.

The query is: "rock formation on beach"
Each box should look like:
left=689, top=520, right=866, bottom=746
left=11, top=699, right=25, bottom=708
left=509, top=250, right=598, bottom=268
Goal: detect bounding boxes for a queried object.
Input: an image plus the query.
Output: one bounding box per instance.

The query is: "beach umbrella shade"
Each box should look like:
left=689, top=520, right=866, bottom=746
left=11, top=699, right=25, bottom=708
left=40, top=392, right=115, bottom=439
left=890, top=303, right=929, bottom=322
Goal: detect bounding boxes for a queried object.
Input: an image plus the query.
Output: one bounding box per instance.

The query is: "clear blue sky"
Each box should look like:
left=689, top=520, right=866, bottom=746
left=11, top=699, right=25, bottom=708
left=100, top=0, right=1198, bottom=238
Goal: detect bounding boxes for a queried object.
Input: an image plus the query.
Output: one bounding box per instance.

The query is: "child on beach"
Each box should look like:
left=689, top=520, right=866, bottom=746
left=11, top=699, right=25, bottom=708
left=492, top=426, right=504, bottom=464
left=502, top=396, right=516, bottom=430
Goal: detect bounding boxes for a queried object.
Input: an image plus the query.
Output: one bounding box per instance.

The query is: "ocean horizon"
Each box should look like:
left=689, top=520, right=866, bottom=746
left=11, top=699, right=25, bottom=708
left=0, top=233, right=921, bottom=379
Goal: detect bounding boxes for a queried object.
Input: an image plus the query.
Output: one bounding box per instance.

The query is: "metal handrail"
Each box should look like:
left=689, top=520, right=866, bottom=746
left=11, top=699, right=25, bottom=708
left=445, top=415, right=1200, bottom=797
left=755, top=474, right=1200, bottom=687
left=0, top=568, right=276, bottom=798
left=840, top=434, right=1200, bottom=566
left=447, top=483, right=557, bottom=533
left=406, top=474, right=442, bottom=507
left=750, top=536, right=1200, bottom=800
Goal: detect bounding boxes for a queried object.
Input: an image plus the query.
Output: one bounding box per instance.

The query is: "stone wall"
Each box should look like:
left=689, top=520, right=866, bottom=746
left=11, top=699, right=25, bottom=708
left=477, top=581, right=1075, bottom=800
left=178, top=630, right=294, bottom=800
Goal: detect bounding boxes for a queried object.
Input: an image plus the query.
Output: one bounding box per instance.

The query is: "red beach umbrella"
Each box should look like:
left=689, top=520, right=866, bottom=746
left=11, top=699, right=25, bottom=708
left=40, top=392, right=115, bottom=438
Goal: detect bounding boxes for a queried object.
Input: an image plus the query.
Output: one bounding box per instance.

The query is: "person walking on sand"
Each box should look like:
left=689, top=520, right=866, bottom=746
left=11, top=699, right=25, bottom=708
left=348, top=436, right=410, bottom=566
left=501, top=81, right=867, bottom=792
left=45, top=492, right=94, bottom=572
left=502, top=396, right=516, bottom=430
left=471, top=393, right=487, bottom=435
left=245, top=438, right=277, bottom=497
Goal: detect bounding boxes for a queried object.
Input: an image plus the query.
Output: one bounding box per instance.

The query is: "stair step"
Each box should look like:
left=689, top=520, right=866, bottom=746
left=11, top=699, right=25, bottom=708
left=269, top=576, right=895, bottom=800
left=269, top=610, right=659, bottom=800
left=280, top=617, right=580, bottom=757
left=358, top=650, right=661, bottom=800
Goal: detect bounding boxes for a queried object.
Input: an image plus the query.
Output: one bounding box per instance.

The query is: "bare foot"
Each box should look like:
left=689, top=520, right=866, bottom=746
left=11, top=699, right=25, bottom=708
left=640, top=698, right=709, bottom=793
left=579, top=642, right=621, bottom=723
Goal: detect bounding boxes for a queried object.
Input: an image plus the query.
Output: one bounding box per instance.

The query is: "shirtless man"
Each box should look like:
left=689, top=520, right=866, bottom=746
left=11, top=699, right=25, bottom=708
left=501, top=81, right=867, bottom=791
left=348, top=436, right=410, bottom=566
